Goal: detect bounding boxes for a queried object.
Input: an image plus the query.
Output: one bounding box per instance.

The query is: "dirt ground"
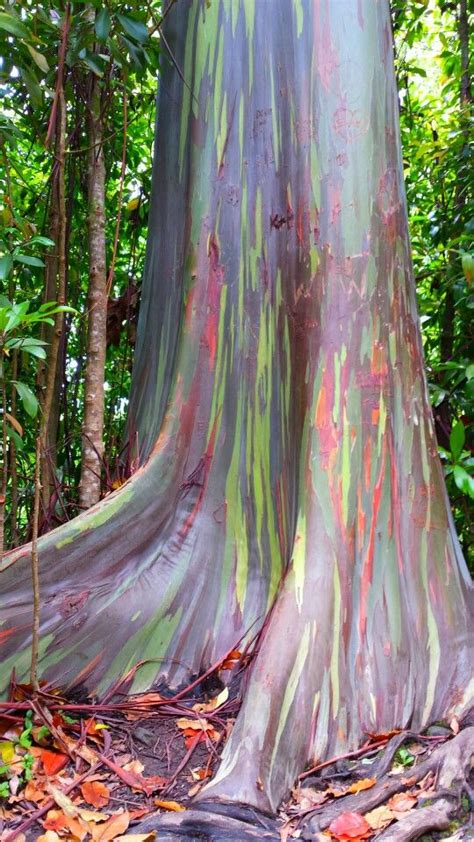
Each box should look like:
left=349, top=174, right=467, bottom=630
left=0, top=678, right=472, bottom=842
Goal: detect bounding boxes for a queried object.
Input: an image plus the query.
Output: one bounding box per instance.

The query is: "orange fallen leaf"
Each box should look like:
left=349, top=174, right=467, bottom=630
left=24, top=778, right=49, bottom=804
left=80, top=780, right=110, bottom=808
left=346, top=778, right=376, bottom=795
left=43, top=809, right=69, bottom=832
left=41, top=749, right=69, bottom=776
left=364, top=804, right=394, bottom=830
left=328, top=811, right=371, bottom=840
left=91, top=810, right=130, bottom=842
left=154, top=799, right=186, bottom=812
left=115, top=836, right=156, bottom=842
left=115, top=837, right=156, bottom=842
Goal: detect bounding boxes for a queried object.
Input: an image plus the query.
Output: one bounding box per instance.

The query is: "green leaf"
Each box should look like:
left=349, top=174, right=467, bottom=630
left=450, top=421, right=465, bottom=462
left=25, top=236, right=55, bottom=247
left=81, top=52, right=104, bottom=77
left=95, top=8, right=111, bottom=41
left=117, top=14, right=148, bottom=44
left=6, top=338, right=47, bottom=359
left=453, top=466, right=474, bottom=500
left=25, top=44, right=49, bottom=73
left=0, top=11, right=30, bottom=39
left=6, top=426, right=24, bottom=451
left=13, top=254, right=45, bottom=268
left=0, top=254, right=13, bottom=280
left=466, top=364, right=474, bottom=381
left=12, top=381, right=39, bottom=418
left=20, top=65, right=42, bottom=108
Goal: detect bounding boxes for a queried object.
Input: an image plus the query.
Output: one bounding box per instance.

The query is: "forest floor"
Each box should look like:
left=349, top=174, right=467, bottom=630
left=0, top=671, right=472, bottom=842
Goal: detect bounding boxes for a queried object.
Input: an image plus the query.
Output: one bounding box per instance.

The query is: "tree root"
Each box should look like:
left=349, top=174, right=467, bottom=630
left=132, top=804, right=280, bottom=841
left=302, top=726, right=474, bottom=840
left=376, top=797, right=455, bottom=841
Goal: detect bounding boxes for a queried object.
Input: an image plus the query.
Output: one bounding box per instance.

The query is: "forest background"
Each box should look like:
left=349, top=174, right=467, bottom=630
left=0, top=0, right=472, bottom=566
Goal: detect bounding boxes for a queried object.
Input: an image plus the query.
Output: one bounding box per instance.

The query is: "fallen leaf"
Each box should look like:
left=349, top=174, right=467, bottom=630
left=192, top=687, right=229, bottom=713
left=328, top=811, right=371, bottom=840
left=47, top=784, right=108, bottom=823
left=176, top=717, right=211, bottom=731
left=114, top=836, right=156, bottom=842
left=364, top=804, right=394, bottom=830
left=387, top=791, right=417, bottom=816
left=290, top=786, right=328, bottom=811
left=154, top=799, right=186, bottom=812
left=123, top=759, right=145, bottom=774
left=43, top=809, right=69, bottom=832
left=81, top=780, right=110, bottom=808
left=40, top=749, right=69, bottom=776
left=450, top=716, right=460, bottom=735
left=63, top=815, right=90, bottom=841
left=37, top=833, right=62, bottom=842
left=190, top=768, right=210, bottom=781
left=91, top=810, right=130, bottom=842
left=0, top=740, right=14, bottom=763
left=101, top=755, right=166, bottom=795
left=346, top=778, right=375, bottom=795
left=24, top=778, right=49, bottom=804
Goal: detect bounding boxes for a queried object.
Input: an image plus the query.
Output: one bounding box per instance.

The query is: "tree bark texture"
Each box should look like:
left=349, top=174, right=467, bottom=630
left=0, top=0, right=472, bottom=813
left=79, top=73, right=107, bottom=509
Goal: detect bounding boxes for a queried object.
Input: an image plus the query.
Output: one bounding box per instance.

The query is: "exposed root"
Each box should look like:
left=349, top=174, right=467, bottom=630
left=376, top=796, right=454, bottom=841
left=132, top=804, right=279, bottom=840
left=302, top=726, right=474, bottom=839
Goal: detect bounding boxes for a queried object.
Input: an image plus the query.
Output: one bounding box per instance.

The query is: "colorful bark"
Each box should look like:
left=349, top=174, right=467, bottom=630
left=0, top=0, right=472, bottom=812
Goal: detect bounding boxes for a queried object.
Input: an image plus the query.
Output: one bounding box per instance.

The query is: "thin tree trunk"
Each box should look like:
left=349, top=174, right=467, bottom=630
left=439, top=0, right=471, bottom=366
left=79, top=68, right=107, bottom=510
left=9, top=351, right=19, bottom=547
left=41, top=89, right=67, bottom=516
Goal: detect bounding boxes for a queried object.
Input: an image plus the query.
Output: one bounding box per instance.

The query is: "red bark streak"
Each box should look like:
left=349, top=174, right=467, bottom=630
left=204, top=236, right=224, bottom=369
left=359, top=447, right=386, bottom=637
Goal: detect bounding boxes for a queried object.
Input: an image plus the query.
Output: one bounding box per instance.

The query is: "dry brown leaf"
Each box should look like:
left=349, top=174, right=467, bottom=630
left=47, top=784, right=109, bottom=824
left=291, top=786, right=328, bottom=811
left=24, top=778, right=49, bottom=804
left=80, top=780, right=110, bottom=808
left=387, top=791, right=417, bottom=816
left=91, top=810, right=130, bottom=842
left=364, top=804, right=394, bottom=830
left=176, top=717, right=211, bottom=731
left=36, top=833, right=62, bottom=842
left=123, top=759, right=145, bottom=775
left=154, top=799, right=186, bottom=812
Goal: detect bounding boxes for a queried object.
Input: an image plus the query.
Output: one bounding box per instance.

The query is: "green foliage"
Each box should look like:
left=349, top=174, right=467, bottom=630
left=393, top=0, right=473, bottom=567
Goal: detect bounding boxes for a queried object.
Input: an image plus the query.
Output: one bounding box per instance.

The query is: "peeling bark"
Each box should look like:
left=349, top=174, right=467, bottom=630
left=0, top=0, right=472, bottom=817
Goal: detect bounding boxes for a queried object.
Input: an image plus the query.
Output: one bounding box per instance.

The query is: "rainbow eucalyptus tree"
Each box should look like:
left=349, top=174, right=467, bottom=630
left=1, top=0, right=472, bottom=815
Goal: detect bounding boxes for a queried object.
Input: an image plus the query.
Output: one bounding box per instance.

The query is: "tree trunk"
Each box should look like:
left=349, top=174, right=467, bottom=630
left=79, top=70, right=107, bottom=509
left=0, top=0, right=472, bottom=814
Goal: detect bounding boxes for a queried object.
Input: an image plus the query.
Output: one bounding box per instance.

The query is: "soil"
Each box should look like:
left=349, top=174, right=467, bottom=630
left=0, top=687, right=472, bottom=842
